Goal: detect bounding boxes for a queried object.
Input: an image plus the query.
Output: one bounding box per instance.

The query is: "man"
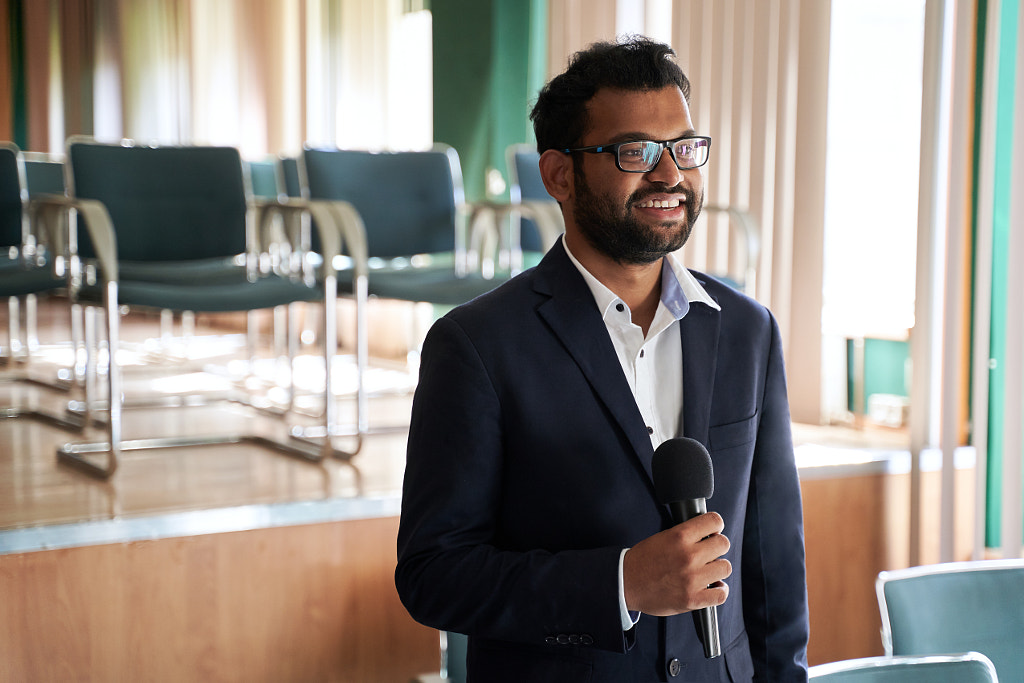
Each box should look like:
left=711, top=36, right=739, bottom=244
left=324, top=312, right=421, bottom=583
left=396, top=36, right=809, bottom=681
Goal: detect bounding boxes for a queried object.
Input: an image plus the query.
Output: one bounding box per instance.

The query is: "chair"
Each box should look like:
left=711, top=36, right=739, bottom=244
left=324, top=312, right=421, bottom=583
left=413, top=631, right=467, bottom=683
left=247, top=158, right=281, bottom=201
left=31, top=138, right=368, bottom=478
left=809, top=653, right=998, bottom=682
left=876, top=559, right=1024, bottom=681
left=2, top=143, right=64, bottom=346
left=300, top=145, right=509, bottom=303
left=288, top=146, right=514, bottom=440
left=505, top=143, right=564, bottom=268
left=0, top=142, right=84, bottom=429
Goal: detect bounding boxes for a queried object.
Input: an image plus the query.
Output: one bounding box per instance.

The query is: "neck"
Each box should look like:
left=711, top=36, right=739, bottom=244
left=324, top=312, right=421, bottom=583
left=565, top=232, right=663, bottom=335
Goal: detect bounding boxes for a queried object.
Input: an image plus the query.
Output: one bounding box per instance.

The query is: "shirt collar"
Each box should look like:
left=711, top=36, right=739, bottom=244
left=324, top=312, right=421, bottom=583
left=561, top=234, right=721, bottom=319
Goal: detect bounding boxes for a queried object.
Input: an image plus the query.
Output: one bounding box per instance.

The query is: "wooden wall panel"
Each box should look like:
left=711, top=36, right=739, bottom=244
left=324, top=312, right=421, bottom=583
left=0, top=516, right=439, bottom=682
left=802, top=465, right=977, bottom=667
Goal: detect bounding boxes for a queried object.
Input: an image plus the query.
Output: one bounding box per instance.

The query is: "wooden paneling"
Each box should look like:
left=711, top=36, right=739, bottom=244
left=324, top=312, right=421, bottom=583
left=802, top=465, right=977, bottom=666
left=0, top=517, right=439, bottom=682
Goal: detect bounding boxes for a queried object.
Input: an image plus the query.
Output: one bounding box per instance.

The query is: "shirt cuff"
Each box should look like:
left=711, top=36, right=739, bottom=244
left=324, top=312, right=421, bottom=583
left=618, top=548, right=641, bottom=631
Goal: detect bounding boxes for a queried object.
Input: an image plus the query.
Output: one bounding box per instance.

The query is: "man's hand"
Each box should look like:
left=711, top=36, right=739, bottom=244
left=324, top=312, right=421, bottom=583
left=622, top=512, right=731, bottom=617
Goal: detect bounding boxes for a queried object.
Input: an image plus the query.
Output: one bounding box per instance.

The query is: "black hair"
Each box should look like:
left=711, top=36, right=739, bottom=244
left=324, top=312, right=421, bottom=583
left=529, top=35, right=691, bottom=153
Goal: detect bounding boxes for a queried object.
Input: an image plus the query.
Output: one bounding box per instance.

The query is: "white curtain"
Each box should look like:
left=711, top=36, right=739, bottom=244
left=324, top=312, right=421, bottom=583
left=41, top=0, right=430, bottom=157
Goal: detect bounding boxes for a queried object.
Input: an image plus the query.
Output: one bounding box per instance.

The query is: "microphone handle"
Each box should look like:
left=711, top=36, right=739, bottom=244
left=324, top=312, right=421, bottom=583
left=667, top=497, right=722, bottom=659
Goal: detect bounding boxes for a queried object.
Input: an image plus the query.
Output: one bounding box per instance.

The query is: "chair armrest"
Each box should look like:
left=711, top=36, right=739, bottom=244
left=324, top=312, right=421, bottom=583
left=462, top=201, right=507, bottom=277
left=256, top=198, right=369, bottom=280
left=28, top=194, right=120, bottom=283
left=517, top=200, right=564, bottom=251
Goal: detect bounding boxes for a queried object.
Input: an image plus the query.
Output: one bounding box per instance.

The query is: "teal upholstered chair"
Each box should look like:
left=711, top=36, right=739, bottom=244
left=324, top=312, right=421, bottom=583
left=300, top=145, right=523, bottom=304
left=1, top=146, right=66, bottom=356
left=877, top=559, right=1024, bottom=681
left=32, top=137, right=368, bottom=478
left=23, top=154, right=65, bottom=197
left=2, top=142, right=112, bottom=429
left=300, top=145, right=512, bottom=303
left=0, top=143, right=65, bottom=305
left=505, top=143, right=564, bottom=271
left=2, top=143, right=66, bottom=378
left=809, top=653, right=998, bottom=682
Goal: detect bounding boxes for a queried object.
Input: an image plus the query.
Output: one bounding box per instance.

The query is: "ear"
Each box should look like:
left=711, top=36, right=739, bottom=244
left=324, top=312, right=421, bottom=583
left=538, top=149, right=573, bottom=203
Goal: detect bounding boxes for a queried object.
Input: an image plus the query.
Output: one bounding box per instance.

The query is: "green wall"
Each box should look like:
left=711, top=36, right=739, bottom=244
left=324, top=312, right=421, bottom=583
left=846, top=338, right=910, bottom=415
left=431, top=0, right=547, bottom=202
left=981, top=0, right=1019, bottom=547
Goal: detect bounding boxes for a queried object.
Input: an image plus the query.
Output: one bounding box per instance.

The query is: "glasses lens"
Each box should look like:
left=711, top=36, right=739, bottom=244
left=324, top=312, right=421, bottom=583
left=671, top=138, right=709, bottom=169
left=616, top=141, right=663, bottom=172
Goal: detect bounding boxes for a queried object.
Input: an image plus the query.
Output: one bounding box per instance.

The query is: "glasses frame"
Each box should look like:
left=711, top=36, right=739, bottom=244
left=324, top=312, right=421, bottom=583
left=562, top=135, right=712, bottom=173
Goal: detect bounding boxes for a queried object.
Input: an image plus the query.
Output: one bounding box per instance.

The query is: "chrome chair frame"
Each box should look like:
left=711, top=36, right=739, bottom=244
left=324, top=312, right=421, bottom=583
left=809, top=652, right=998, bottom=682
left=31, top=138, right=369, bottom=479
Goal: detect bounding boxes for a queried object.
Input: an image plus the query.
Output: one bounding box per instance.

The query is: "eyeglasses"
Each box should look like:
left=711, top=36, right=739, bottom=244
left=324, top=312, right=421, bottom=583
left=562, top=136, right=712, bottom=173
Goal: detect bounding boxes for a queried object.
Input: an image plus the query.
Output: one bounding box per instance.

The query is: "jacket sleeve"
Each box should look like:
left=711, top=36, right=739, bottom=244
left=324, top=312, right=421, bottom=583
left=741, top=312, right=810, bottom=679
left=394, top=315, right=631, bottom=653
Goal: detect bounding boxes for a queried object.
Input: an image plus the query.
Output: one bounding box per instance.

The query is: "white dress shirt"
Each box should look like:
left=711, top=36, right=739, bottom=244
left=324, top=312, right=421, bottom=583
left=562, top=236, right=721, bottom=631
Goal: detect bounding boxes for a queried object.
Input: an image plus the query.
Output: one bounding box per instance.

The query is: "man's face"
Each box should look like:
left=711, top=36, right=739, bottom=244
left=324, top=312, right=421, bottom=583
left=569, top=86, right=705, bottom=265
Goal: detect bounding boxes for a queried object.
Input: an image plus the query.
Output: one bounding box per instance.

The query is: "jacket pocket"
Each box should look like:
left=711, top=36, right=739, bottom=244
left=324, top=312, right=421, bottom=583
left=708, top=414, right=757, bottom=452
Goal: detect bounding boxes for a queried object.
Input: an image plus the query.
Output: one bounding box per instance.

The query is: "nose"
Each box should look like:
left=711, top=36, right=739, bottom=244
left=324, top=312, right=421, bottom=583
left=645, top=143, right=684, bottom=185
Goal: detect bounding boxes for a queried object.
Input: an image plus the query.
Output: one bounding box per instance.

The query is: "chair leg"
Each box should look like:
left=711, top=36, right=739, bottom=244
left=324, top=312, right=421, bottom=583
left=56, top=282, right=360, bottom=480
left=58, top=281, right=123, bottom=478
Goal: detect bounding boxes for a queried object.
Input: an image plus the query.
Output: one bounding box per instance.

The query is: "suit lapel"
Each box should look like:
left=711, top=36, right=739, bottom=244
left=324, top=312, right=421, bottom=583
left=679, top=290, right=720, bottom=448
left=533, top=243, right=657, bottom=480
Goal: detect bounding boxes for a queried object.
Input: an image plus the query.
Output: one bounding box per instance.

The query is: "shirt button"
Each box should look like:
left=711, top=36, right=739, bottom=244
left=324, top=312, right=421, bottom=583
left=667, top=658, right=682, bottom=677
left=639, top=349, right=645, bottom=358
left=647, top=426, right=654, bottom=435
left=615, top=303, right=625, bottom=312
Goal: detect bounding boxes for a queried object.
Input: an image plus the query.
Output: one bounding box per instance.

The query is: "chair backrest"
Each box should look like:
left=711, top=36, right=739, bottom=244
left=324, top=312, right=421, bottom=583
left=279, top=156, right=303, bottom=199
left=247, top=158, right=280, bottom=200
left=809, top=653, right=998, bottom=682
left=67, top=139, right=249, bottom=262
left=0, top=142, right=27, bottom=249
left=301, top=146, right=462, bottom=259
left=877, top=559, right=1024, bottom=680
left=24, top=155, right=65, bottom=197
left=506, top=143, right=553, bottom=253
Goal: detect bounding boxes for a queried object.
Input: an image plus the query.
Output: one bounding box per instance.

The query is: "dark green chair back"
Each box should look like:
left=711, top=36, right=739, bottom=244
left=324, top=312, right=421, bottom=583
left=279, top=156, right=303, bottom=199
left=0, top=143, right=24, bottom=248
left=68, top=142, right=248, bottom=262
left=247, top=159, right=279, bottom=200
left=24, top=158, right=65, bottom=197
left=302, top=147, right=459, bottom=259
left=877, top=560, right=1024, bottom=681
left=507, top=144, right=552, bottom=253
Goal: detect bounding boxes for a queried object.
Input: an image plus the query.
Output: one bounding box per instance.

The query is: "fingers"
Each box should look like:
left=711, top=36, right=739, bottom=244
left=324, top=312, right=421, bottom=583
left=682, top=511, right=725, bottom=544
left=622, top=512, right=733, bottom=617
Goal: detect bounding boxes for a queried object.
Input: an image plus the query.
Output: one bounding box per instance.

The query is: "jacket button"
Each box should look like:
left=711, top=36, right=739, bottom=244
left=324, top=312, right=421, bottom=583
left=667, top=658, right=682, bottom=677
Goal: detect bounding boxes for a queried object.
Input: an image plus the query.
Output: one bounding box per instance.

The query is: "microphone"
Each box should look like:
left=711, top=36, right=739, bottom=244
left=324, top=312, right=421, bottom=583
left=651, top=437, right=721, bottom=659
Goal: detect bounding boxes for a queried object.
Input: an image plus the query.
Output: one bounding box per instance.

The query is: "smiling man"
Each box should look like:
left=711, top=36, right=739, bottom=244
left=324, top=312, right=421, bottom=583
left=396, top=36, right=809, bottom=682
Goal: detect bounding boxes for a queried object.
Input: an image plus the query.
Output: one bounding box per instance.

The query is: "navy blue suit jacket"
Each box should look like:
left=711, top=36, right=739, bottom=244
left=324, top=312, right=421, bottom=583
left=396, top=241, right=809, bottom=682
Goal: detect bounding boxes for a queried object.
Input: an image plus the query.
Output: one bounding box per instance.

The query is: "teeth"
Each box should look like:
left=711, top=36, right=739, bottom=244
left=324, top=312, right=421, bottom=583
left=638, top=197, right=683, bottom=208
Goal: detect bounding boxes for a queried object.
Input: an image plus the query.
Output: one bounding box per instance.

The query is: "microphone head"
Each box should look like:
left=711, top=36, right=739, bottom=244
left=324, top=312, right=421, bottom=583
left=652, top=437, right=714, bottom=503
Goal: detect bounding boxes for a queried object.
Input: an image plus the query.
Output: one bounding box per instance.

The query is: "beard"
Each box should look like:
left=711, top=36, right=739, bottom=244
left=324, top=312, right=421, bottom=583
left=572, top=168, right=702, bottom=265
